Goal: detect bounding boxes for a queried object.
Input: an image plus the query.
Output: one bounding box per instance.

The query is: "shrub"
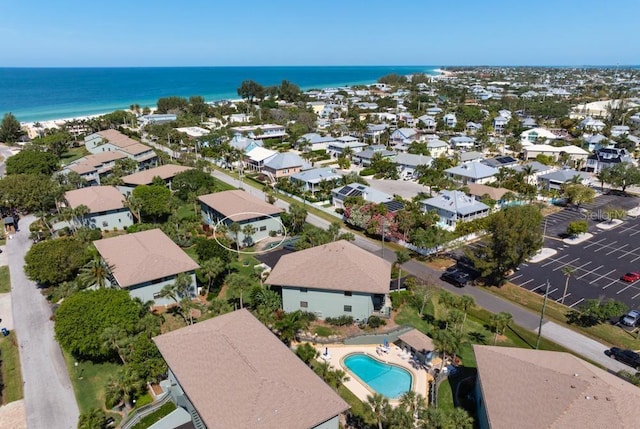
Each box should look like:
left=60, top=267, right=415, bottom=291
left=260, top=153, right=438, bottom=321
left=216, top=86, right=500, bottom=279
left=367, top=315, right=386, bottom=329
left=300, top=311, right=318, bottom=323
left=390, top=290, right=412, bottom=309
left=359, top=168, right=375, bottom=176
left=325, top=315, right=354, bottom=326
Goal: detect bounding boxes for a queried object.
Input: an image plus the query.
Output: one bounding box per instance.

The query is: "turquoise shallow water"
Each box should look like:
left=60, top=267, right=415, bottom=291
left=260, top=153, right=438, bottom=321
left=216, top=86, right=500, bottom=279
left=344, top=353, right=412, bottom=399
left=0, top=66, right=436, bottom=122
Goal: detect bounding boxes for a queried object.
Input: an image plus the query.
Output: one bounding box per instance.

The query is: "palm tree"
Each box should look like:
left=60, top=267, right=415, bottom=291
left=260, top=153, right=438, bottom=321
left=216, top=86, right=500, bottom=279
left=228, top=222, right=241, bottom=253
left=490, top=312, right=513, bottom=345
left=104, top=366, right=143, bottom=411
left=242, top=224, right=256, bottom=247
left=274, top=310, right=309, bottom=346
left=366, top=393, right=390, bottom=429
left=561, top=266, right=576, bottom=305
left=78, top=257, right=113, bottom=288
left=200, top=258, right=225, bottom=297
left=124, top=194, right=142, bottom=224
left=159, top=273, right=193, bottom=322
left=225, top=272, right=255, bottom=309
left=72, top=204, right=89, bottom=230
left=521, top=164, right=535, bottom=185
left=101, top=326, right=129, bottom=365
left=458, top=295, right=475, bottom=334
left=395, top=250, right=410, bottom=290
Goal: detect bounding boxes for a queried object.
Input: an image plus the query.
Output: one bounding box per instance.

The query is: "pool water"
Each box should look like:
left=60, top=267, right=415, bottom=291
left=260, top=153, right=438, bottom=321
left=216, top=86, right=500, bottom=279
left=343, top=353, right=412, bottom=399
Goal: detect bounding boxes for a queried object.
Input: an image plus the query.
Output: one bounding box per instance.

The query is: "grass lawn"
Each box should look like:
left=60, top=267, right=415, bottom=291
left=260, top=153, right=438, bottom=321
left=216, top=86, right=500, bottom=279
left=176, top=204, right=196, bottom=221
left=0, top=334, right=23, bottom=404
left=130, top=401, right=176, bottom=429
left=483, top=283, right=640, bottom=350
left=60, top=146, right=89, bottom=165
left=182, top=245, right=199, bottom=264
left=0, top=266, right=10, bottom=293
left=63, top=351, right=122, bottom=417
left=337, top=385, right=375, bottom=426
left=313, top=326, right=334, bottom=337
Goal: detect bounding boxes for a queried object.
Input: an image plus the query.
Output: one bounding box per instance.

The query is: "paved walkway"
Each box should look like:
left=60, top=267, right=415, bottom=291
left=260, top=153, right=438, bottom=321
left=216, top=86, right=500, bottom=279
left=9, top=216, right=79, bottom=429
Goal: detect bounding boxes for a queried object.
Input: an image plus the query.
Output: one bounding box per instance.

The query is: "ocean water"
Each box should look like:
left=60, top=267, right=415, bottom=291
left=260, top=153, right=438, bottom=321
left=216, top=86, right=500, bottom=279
left=0, top=66, right=436, bottom=123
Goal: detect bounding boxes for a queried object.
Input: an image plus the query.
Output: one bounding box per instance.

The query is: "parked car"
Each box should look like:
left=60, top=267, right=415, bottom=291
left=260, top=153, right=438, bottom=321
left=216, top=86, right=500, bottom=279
left=621, top=310, right=640, bottom=327
left=621, top=272, right=640, bottom=282
left=441, top=270, right=470, bottom=288
left=606, top=347, right=640, bottom=370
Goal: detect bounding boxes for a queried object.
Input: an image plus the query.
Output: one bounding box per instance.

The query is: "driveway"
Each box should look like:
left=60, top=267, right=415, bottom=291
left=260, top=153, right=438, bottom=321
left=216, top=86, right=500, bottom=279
left=9, top=216, right=79, bottom=429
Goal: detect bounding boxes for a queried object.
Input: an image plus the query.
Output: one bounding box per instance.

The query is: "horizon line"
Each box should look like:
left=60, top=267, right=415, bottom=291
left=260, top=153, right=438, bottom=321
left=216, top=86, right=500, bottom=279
left=0, top=64, right=639, bottom=69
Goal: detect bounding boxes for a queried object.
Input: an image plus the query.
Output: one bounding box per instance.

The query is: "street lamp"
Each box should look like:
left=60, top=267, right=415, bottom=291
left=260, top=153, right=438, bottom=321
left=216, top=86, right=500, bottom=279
left=536, top=280, right=550, bottom=349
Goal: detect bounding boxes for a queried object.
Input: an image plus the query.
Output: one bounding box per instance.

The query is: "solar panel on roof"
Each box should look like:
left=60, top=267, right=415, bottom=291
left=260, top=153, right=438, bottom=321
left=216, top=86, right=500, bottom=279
left=356, top=185, right=365, bottom=190
left=350, top=190, right=363, bottom=197
left=384, top=200, right=405, bottom=212
left=338, top=186, right=353, bottom=195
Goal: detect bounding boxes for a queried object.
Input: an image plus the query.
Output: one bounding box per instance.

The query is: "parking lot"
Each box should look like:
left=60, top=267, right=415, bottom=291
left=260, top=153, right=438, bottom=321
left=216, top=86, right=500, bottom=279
left=508, top=193, right=640, bottom=311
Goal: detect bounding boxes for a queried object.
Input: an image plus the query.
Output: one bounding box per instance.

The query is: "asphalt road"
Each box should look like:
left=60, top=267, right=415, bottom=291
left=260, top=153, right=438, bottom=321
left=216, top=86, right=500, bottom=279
left=9, top=216, right=79, bottom=429
left=205, top=163, right=631, bottom=371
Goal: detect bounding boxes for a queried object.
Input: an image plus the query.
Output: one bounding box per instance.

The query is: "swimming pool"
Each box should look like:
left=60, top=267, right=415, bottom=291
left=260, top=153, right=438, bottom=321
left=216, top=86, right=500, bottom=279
left=343, top=353, right=412, bottom=399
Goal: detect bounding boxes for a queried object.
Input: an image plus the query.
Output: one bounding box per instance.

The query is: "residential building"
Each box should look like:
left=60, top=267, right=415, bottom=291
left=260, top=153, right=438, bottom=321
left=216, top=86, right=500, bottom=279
left=466, top=122, right=482, bottom=133
left=579, top=116, right=606, bottom=133
left=481, top=156, right=518, bottom=169
left=262, top=152, right=308, bottom=179
left=153, top=309, right=349, bottom=429
left=290, top=167, right=343, bottom=194
left=523, top=144, right=589, bottom=163
left=537, top=169, right=591, bottom=190
left=229, top=135, right=262, bottom=153
left=84, top=129, right=158, bottom=169
left=584, top=134, right=612, bottom=152
left=138, top=113, right=177, bottom=127
left=426, top=139, right=449, bottom=158
left=426, top=106, right=443, bottom=115
left=365, top=124, right=388, bottom=142
left=244, top=146, right=278, bottom=172
left=327, top=137, right=367, bottom=157
left=416, top=115, right=436, bottom=132
left=175, top=126, right=210, bottom=138
left=198, top=190, right=284, bottom=246
left=266, top=240, right=392, bottom=320
left=230, top=124, right=287, bottom=140
left=119, top=164, right=193, bottom=195
left=445, top=162, right=498, bottom=185
left=493, top=116, right=508, bottom=133
left=465, top=183, right=513, bottom=208
left=63, top=151, right=129, bottom=185
left=509, top=161, right=554, bottom=185
left=520, top=127, right=559, bottom=145
left=394, top=153, right=433, bottom=180
left=459, top=151, right=485, bottom=163
left=390, top=128, right=419, bottom=145
left=421, top=190, right=490, bottom=230
left=443, top=113, right=457, bottom=128
left=584, top=148, right=634, bottom=174
left=474, top=345, right=640, bottom=429
left=352, top=146, right=396, bottom=166
left=611, top=125, right=630, bottom=138
left=297, top=133, right=336, bottom=152
left=331, top=184, right=397, bottom=210
left=93, top=229, right=200, bottom=305
left=397, top=112, right=415, bottom=126
left=520, top=117, right=537, bottom=129
left=63, top=186, right=133, bottom=231
left=450, top=136, right=475, bottom=150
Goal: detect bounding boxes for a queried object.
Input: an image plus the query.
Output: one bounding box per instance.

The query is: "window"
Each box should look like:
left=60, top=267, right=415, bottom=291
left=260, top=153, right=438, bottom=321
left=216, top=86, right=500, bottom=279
left=344, top=291, right=352, bottom=296
left=300, top=288, right=308, bottom=293
left=259, top=226, right=267, bottom=231
left=300, top=301, right=308, bottom=308
left=153, top=292, right=163, bottom=299
left=344, top=305, right=352, bottom=312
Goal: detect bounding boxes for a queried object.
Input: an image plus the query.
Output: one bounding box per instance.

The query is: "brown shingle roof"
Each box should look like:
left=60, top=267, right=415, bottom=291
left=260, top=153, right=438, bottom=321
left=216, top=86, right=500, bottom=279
left=398, top=329, right=435, bottom=352
left=121, top=165, right=193, bottom=186
left=67, top=162, right=97, bottom=174
left=465, top=183, right=512, bottom=201
left=84, top=151, right=128, bottom=166
left=64, top=186, right=126, bottom=213
left=265, top=240, right=391, bottom=294
left=198, top=190, right=283, bottom=222
left=474, top=345, right=640, bottom=429
left=96, top=129, right=139, bottom=148
left=153, top=309, right=349, bottom=429
left=93, top=229, right=199, bottom=288
left=120, top=142, right=154, bottom=156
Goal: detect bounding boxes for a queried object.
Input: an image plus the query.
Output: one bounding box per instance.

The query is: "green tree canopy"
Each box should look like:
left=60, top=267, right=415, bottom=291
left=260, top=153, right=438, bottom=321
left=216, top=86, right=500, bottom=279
left=156, top=96, right=189, bottom=114
left=237, top=80, right=265, bottom=103
left=5, top=149, right=59, bottom=175
left=0, top=113, right=23, bottom=143
left=0, top=174, right=60, bottom=212
left=471, top=204, right=544, bottom=284
left=132, top=185, right=173, bottom=222
left=24, top=237, right=89, bottom=286
left=54, top=289, right=144, bottom=360
left=598, top=163, right=640, bottom=193
left=172, top=169, right=217, bottom=201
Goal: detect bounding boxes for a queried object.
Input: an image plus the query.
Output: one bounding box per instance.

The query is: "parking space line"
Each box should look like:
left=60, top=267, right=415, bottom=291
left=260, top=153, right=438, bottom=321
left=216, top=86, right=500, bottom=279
left=593, top=241, right=617, bottom=252
left=631, top=254, right=640, bottom=263
left=630, top=229, right=640, bottom=237
left=632, top=290, right=640, bottom=300
left=569, top=298, right=584, bottom=308
left=552, top=257, right=581, bottom=271
left=618, top=247, right=640, bottom=259
left=571, top=261, right=592, bottom=272
left=602, top=278, right=620, bottom=290
left=548, top=287, right=558, bottom=296
left=607, top=244, right=628, bottom=255
left=530, top=283, right=547, bottom=293
left=590, top=269, right=617, bottom=285
left=510, top=274, right=523, bottom=281
left=583, top=238, right=606, bottom=249
left=519, top=279, right=534, bottom=287
left=542, top=255, right=567, bottom=267
left=617, top=284, right=635, bottom=295
left=577, top=265, right=604, bottom=280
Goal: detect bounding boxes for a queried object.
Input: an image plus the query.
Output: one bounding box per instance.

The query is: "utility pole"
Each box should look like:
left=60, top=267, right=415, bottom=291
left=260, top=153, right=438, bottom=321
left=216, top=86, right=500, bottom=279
left=536, top=279, right=550, bottom=349
left=381, top=220, right=386, bottom=259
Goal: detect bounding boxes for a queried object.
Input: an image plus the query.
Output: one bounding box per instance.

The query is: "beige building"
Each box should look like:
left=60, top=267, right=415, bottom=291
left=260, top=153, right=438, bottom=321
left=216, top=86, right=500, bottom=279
left=154, top=309, right=349, bottom=429
left=474, top=345, right=640, bottom=429
left=63, top=185, right=132, bottom=231
left=119, top=164, right=193, bottom=194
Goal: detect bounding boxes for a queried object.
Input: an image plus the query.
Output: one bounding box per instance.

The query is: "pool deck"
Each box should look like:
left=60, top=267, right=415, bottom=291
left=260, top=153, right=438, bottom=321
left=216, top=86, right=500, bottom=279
left=315, top=343, right=432, bottom=404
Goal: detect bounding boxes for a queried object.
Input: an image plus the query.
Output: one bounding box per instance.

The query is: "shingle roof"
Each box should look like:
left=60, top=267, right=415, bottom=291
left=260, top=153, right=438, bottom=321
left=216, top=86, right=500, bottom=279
left=265, top=240, right=391, bottom=294
left=465, top=183, right=512, bottom=201
left=64, top=186, right=126, bottom=213
left=422, top=190, right=490, bottom=216
left=398, top=329, right=435, bottom=352
left=394, top=153, right=432, bottom=167
left=446, top=162, right=499, bottom=179
left=93, top=229, right=200, bottom=288
left=96, top=129, right=139, bottom=148
left=154, top=309, right=349, bottom=429
left=121, top=165, right=193, bottom=186
left=474, top=345, right=640, bottom=429
left=198, top=190, right=283, bottom=222
left=263, top=152, right=305, bottom=170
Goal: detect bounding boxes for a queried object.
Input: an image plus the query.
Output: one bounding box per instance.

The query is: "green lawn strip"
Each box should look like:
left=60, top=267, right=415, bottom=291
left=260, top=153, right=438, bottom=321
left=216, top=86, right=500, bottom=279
left=130, top=401, right=176, bottom=429
left=63, top=351, right=121, bottom=415
left=0, top=334, right=23, bottom=403
left=482, top=283, right=640, bottom=350
left=130, top=392, right=153, bottom=411
left=0, top=266, right=10, bottom=293
left=182, top=245, right=199, bottom=264
left=60, top=146, right=89, bottom=165
left=437, top=380, right=454, bottom=410
left=313, top=326, right=334, bottom=337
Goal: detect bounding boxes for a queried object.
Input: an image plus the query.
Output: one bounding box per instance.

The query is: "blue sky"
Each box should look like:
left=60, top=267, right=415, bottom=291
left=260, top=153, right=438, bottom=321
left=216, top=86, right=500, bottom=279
left=2, top=0, right=639, bottom=67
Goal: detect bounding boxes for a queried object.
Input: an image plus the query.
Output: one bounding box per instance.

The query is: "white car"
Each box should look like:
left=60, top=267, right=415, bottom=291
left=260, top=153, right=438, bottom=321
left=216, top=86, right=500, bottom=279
left=621, top=310, right=640, bottom=327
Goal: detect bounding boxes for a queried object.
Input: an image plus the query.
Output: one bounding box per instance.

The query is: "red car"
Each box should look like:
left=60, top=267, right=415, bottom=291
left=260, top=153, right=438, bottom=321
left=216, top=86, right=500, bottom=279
left=621, top=272, right=640, bottom=282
